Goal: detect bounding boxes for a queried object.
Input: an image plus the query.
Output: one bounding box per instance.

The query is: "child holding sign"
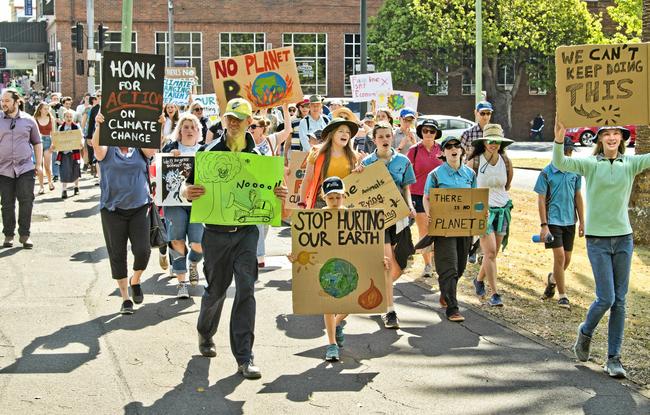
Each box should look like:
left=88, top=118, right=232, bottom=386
left=55, top=110, right=82, bottom=199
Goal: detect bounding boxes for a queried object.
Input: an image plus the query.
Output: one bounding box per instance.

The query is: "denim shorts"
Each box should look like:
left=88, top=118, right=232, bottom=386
left=164, top=206, right=204, bottom=243
left=41, top=135, right=52, bottom=151
left=487, top=211, right=509, bottom=236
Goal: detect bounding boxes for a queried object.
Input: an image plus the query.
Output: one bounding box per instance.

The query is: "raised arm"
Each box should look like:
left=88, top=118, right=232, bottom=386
left=91, top=114, right=109, bottom=161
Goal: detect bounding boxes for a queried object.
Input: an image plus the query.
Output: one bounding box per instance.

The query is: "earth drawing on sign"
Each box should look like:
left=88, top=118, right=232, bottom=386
left=244, top=72, right=294, bottom=108
left=387, top=93, right=406, bottom=111
left=319, top=258, right=359, bottom=298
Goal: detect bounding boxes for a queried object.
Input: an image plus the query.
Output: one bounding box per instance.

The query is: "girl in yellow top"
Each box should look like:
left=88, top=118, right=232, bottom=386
left=298, top=118, right=361, bottom=208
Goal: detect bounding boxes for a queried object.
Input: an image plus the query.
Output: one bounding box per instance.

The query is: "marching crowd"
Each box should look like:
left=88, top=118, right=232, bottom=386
left=2, top=86, right=650, bottom=380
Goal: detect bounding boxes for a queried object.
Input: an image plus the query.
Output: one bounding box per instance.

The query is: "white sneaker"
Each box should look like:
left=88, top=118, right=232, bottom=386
left=421, top=263, right=433, bottom=278
left=159, top=252, right=169, bottom=270
left=177, top=283, right=190, bottom=299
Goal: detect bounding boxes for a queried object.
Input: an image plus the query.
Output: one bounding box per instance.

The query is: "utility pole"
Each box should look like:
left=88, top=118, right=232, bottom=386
left=359, top=0, right=368, bottom=115
left=121, top=0, right=133, bottom=53
left=475, top=0, right=483, bottom=105
left=86, top=0, right=95, bottom=94
left=168, top=0, right=175, bottom=67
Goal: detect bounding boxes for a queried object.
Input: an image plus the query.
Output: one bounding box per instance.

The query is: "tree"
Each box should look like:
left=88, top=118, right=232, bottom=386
left=628, top=0, right=650, bottom=244
left=606, top=0, right=642, bottom=43
left=368, top=0, right=603, bottom=135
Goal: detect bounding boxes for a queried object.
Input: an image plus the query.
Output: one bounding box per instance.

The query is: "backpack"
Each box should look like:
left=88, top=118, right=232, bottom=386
left=472, top=152, right=513, bottom=190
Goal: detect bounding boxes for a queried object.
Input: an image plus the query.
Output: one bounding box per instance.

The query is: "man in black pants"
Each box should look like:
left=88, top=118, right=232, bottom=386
left=183, top=97, right=287, bottom=379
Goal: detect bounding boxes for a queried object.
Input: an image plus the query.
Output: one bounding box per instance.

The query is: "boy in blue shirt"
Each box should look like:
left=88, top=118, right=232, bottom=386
left=534, top=137, right=584, bottom=309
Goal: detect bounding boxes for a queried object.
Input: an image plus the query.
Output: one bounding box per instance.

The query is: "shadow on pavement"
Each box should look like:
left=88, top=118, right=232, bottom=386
left=70, top=246, right=108, bottom=263
left=123, top=356, right=245, bottom=415
left=64, top=203, right=99, bottom=219
left=0, top=247, right=22, bottom=258
left=275, top=314, right=324, bottom=340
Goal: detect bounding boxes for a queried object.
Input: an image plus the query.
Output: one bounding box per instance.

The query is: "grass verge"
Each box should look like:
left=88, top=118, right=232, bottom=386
left=510, top=158, right=551, bottom=170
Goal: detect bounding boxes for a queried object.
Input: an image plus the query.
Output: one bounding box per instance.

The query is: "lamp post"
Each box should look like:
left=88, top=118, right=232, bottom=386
left=121, top=0, right=133, bottom=53
left=168, top=0, right=175, bottom=67
left=360, top=0, right=368, bottom=115
left=475, top=0, right=483, bottom=105
left=86, top=0, right=95, bottom=94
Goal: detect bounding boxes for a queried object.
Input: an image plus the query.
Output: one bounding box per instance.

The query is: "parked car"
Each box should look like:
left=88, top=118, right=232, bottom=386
left=565, top=125, right=637, bottom=147
left=417, top=115, right=476, bottom=139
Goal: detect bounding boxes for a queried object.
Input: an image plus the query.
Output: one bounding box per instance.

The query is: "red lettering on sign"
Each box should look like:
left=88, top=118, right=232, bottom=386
left=214, top=59, right=238, bottom=79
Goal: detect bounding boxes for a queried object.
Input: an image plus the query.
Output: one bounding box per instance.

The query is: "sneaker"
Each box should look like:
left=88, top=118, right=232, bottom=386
left=543, top=272, right=556, bottom=299
left=129, top=278, right=144, bottom=304
left=189, top=262, right=200, bottom=286
left=488, top=293, right=504, bottom=307
left=439, top=296, right=447, bottom=309
left=421, top=263, right=433, bottom=278
left=238, top=360, right=262, bottom=379
left=447, top=312, right=465, bottom=322
left=573, top=323, right=591, bottom=362
left=382, top=311, right=400, bottom=329
left=19, top=235, right=33, bottom=249
left=468, top=253, right=477, bottom=264
left=258, top=262, right=265, bottom=268
left=2, top=235, right=13, bottom=248
left=177, top=283, right=190, bottom=299
left=557, top=297, right=571, bottom=309
left=335, top=325, right=345, bottom=347
left=73, top=187, right=79, bottom=196
left=473, top=278, right=486, bottom=297
left=61, top=190, right=68, bottom=199
left=159, top=252, right=169, bottom=270
left=325, top=344, right=340, bottom=361
left=120, top=300, right=134, bottom=315
left=53, top=175, right=59, bottom=182
left=603, top=356, right=627, bottom=378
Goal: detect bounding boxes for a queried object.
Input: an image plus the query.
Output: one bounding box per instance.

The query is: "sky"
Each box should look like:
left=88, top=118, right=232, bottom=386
left=0, top=2, right=10, bottom=22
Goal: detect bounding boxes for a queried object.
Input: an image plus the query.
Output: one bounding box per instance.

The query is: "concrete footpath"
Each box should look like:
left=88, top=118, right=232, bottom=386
left=1, top=176, right=648, bottom=414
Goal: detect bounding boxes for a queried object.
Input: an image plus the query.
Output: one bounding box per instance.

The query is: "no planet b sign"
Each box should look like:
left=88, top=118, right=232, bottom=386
left=209, top=46, right=304, bottom=112
left=101, top=51, right=165, bottom=149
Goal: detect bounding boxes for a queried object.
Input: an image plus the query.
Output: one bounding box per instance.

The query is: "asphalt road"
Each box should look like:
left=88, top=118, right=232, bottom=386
left=0, top=175, right=648, bottom=414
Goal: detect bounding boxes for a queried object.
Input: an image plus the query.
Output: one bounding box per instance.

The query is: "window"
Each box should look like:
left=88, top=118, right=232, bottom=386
left=528, top=57, right=549, bottom=95
left=220, top=33, right=265, bottom=57
left=94, top=32, right=137, bottom=89
left=426, top=67, right=449, bottom=96
left=461, top=50, right=475, bottom=95
left=497, top=60, right=515, bottom=91
left=283, top=33, right=327, bottom=95
left=343, top=33, right=374, bottom=96
left=156, top=32, right=203, bottom=91
left=449, top=119, right=471, bottom=130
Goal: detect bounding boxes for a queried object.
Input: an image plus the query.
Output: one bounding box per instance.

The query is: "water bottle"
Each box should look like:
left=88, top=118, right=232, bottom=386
left=532, top=233, right=554, bottom=243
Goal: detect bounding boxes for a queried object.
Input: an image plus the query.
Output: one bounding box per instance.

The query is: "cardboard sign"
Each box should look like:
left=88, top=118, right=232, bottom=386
left=349, top=71, right=393, bottom=102
left=342, top=162, right=410, bottom=228
left=428, top=188, right=489, bottom=236
left=189, top=152, right=284, bottom=226
left=51, top=129, right=83, bottom=152
left=101, top=51, right=165, bottom=149
left=377, top=90, right=419, bottom=118
left=556, top=43, right=649, bottom=127
left=154, top=153, right=194, bottom=206
left=285, top=150, right=309, bottom=209
left=208, top=46, right=304, bottom=113
left=291, top=209, right=387, bottom=315
left=164, top=67, right=195, bottom=106
left=192, top=93, right=220, bottom=118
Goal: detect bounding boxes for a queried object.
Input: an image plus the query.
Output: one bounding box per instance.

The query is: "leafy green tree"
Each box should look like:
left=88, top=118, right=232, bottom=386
left=368, top=0, right=603, bottom=134
left=607, top=0, right=642, bottom=43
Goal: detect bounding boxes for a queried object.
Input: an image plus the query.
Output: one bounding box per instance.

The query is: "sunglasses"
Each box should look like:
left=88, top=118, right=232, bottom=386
left=444, top=143, right=462, bottom=149
left=479, top=112, right=492, bottom=116
left=486, top=140, right=501, bottom=145
left=422, top=128, right=437, bottom=134
left=193, top=107, right=203, bottom=112
left=249, top=125, right=262, bottom=130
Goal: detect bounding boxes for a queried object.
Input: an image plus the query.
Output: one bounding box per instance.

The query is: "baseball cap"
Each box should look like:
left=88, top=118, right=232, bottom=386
left=399, top=108, right=416, bottom=119
left=322, top=176, right=345, bottom=195
left=308, top=94, right=324, bottom=104
left=223, top=98, right=253, bottom=120
left=475, top=101, right=493, bottom=112
left=296, top=98, right=310, bottom=107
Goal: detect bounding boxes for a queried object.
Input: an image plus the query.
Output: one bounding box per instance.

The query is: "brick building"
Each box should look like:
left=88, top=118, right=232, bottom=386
left=43, top=0, right=617, bottom=140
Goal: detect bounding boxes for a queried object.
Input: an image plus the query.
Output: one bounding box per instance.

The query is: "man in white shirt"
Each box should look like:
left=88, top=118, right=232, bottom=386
left=298, top=94, right=329, bottom=151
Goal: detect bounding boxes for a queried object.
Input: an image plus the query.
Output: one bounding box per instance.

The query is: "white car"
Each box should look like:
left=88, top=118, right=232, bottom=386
left=417, top=115, right=476, bottom=139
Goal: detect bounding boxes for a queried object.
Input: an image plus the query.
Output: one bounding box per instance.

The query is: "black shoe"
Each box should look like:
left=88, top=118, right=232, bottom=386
left=198, top=333, right=216, bottom=357
left=382, top=311, right=400, bottom=329
left=238, top=360, right=262, bottom=379
left=542, top=272, right=556, bottom=299
left=74, top=187, right=79, bottom=196
left=120, top=300, right=134, bottom=315
left=129, top=277, right=144, bottom=304
left=61, top=190, right=68, bottom=199
left=53, top=175, right=59, bottom=182
left=19, top=235, right=33, bottom=249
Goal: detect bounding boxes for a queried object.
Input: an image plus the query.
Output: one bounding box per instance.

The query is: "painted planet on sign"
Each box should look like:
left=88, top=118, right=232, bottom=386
left=319, top=258, right=359, bottom=298
left=252, top=72, right=287, bottom=106
left=387, top=94, right=406, bottom=111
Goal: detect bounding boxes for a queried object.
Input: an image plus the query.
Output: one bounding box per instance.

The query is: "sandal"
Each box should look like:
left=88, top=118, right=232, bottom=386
left=38, top=188, right=45, bottom=195
left=49, top=183, right=55, bottom=191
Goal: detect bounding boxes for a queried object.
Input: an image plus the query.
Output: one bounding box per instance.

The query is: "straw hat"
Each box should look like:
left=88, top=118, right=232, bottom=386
left=472, top=124, right=514, bottom=149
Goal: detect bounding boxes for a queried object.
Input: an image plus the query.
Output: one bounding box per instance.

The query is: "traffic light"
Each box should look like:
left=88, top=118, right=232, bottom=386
left=71, top=22, right=84, bottom=53
left=76, top=59, right=85, bottom=76
left=0, top=48, right=7, bottom=69
left=98, top=24, right=109, bottom=51
left=47, top=51, right=56, bottom=66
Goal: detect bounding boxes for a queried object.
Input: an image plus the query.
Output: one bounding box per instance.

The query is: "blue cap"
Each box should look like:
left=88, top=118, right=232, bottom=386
left=475, top=101, right=493, bottom=112
left=322, top=176, right=345, bottom=195
left=399, top=108, right=416, bottom=119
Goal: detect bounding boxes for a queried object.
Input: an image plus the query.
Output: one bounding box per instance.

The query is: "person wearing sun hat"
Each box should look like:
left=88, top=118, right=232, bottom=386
left=298, top=117, right=361, bottom=209
left=467, top=123, right=514, bottom=308
left=298, top=94, right=330, bottom=152
left=553, top=121, right=650, bottom=379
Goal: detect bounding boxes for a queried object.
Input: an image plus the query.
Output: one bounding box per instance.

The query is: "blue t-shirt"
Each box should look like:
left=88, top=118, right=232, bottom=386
left=362, top=148, right=416, bottom=188
left=534, top=163, right=581, bottom=226
left=99, top=147, right=151, bottom=211
left=424, top=162, right=476, bottom=195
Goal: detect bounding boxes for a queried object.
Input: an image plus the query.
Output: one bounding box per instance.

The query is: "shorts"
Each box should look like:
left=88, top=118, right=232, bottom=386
left=164, top=206, right=204, bottom=243
left=412, top=194, right=425, bottom=213
left=488, top=211, right=509, bottom=236
left=545, top=224, right=576, bottom=251
left=41, top=135, right=52, bottom=151
left=385, top=224, right=397, bottom=246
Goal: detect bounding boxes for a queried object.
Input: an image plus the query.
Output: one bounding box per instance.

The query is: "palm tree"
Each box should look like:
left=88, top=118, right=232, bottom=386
left=629, top=0, right=650, bottom=243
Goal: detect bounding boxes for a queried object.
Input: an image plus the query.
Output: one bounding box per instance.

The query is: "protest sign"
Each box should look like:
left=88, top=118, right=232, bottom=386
left=349, top=71, right=393, bottom=102
left=556, top=43, right=649, bottom=127
left=154, top=153, right=194, bottom=206
left=377, top=90, right=419, bottom=118
left=100, top=51, right=165, bottom=149
left=192, top=93, right=219, bottom=119
left=209, top=46, right=304, bottom=113
left=51, top=129, right=83, bottom=152
left=428, top=188, right=489, bottom=236
left=164, top=67, right=195, bottom=106
left=291, top=209, right=387, bottom=315
left=342, top=162, right=410, bottom=228
left=189, top=152, right=284, bottom=226
left=285, top=151, right=309, bottom=209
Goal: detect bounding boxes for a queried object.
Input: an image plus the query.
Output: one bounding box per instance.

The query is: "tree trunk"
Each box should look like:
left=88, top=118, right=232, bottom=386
left=629, top=0, right=650, bottom=245
left=483, top=57, right=520, bottom=138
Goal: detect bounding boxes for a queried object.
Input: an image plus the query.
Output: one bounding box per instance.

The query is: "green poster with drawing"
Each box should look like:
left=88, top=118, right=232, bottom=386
left=189, top=152, right=284, bottom=226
